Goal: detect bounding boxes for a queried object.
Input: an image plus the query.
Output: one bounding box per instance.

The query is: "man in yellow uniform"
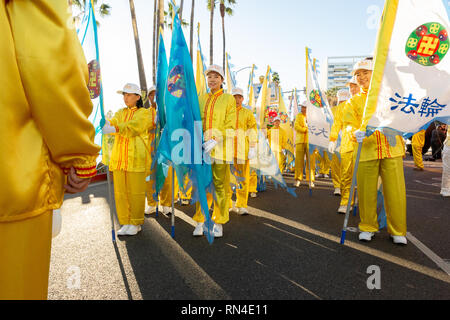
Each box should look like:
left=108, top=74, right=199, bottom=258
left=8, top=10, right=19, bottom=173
left=329, top=82, right=360, bottom=213
left=229, top=88, right=258, bottom=215
left=411, top=129, right=426, bottom=171
left=352, top=58, right=407, bottom=245
left=146, top=86, right=158, bottom=214
left=294, top=103, right=315, bottom=188
left=268, top=117, right=288, bottom=174
left=193, top=65, right=236, bottom=238
left=0, top=0, right=100, bottom=299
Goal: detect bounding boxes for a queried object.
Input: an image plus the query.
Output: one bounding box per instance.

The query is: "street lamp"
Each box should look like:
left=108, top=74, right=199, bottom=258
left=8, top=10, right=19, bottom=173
left=235, top=66, right=253, bottom=74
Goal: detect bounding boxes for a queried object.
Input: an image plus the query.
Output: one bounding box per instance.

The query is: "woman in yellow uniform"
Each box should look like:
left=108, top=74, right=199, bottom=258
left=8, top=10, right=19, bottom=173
left=268, top=117, right=288, bottom=174
left=294, top=103, right=315, bottom=188
left=411, top=129, right=426, bottom=171
left=192, top=65, right=236, bottom=238
left=0, top=0, right=100, bottom=299
left=146, top=86, right=158, bottom=214
left=103, top=83, right=153, bottom=236
left=351, top=59, right=407, bottom=245
left=229, top=88, right=258, bottom=215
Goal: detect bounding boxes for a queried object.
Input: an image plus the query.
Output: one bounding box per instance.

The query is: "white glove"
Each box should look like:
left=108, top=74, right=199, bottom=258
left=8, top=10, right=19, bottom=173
left=52, top=209, right=62, bottom=238
left=102, top=121, right=116, bottom=135
left=328, top=141, right=337, bottom=154
left=248, top=147, right=257, bottom=160
left=354, top=130, right=367, bottom=143
left=203, top=139, right=218, bottom=154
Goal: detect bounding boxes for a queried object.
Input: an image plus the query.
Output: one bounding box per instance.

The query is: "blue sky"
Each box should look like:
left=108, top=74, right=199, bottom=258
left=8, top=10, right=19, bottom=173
left=90, top=0, right=386, bottom=113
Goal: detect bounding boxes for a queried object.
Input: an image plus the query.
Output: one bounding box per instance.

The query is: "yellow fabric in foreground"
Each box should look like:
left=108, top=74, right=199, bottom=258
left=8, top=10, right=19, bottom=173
left=0, top=0, right=100, bottom=223
left=0, top=211, right=52, bottom=300
left=412, top=130, right=425, bottom=169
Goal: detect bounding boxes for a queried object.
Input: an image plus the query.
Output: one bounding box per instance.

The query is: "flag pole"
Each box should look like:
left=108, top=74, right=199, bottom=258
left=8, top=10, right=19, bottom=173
left=340, top=142, right=362, bottom=244
left=171, top=166, right=175, bottom=238
left=106, top=166, right=116, bottom=242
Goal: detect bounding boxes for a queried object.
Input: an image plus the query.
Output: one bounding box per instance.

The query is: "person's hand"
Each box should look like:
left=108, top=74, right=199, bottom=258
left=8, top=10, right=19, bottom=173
left=248, top=147, right=257, bottom=160
left=328, top=141, right=336, bottom=154
left=102, top=121, right=116, bottom=134
left=354, top=130, right=367, bottom=143
left=64, top=167, right=92, bottom=194
left=203, top=139, right=218, bottom=154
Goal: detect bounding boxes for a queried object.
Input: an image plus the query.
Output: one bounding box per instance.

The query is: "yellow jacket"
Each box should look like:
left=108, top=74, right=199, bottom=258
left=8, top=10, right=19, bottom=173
left=109, top=107, right=154, bottom=173
left=329, top=102, right=346, bottom=143
left=233, top=106, right=258, bottom=161
left=0, top=0, right=100, bottom=223
left=348, top=89, right=405, bottom=161
left=294, top=113, right=308, bottom=144
left=412, top=130, right=425, bottom=147
left=268, top=127, right=288, bottom=153
left=199, top=89, right=236, bottom=162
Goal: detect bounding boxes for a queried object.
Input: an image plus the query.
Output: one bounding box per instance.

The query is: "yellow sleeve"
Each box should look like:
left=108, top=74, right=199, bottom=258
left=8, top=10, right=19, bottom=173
left=330, top=103, right=344, bottom=142
left=116, top=109, right=152, bottom=138
left=294, top=115, right=307, bottom=133
left=223, top=95, right=237, bottom=143
left=247, top=110, right=258, bottom=147
left=9, top=0, right=100, bottom=176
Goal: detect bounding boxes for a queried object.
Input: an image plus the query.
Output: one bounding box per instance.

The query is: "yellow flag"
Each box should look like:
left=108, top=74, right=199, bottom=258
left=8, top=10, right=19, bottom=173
left=195, top=23, right=207, bottom=97
left=257, top=66, right=271, bottom=128
left=278, top=86, right=295, bottom=159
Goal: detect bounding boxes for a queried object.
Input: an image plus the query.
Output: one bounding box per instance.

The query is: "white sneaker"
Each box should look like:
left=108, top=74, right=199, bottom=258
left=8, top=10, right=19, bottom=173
left=250, top=192, right=257, bottom=198
left=359, top=232, right=375, bottom=242
left=334, top=188, right=341, bottom=196
left=294, top=181, right=301, bottom=188
left=162, top=206, right=172, bottom=217
left=213, top=224, right=223, bottom=238
left=310, top=182, right=315, bottom=188
left=117, top=225, right=130, bottom=236
left=238, top=207, right=249, bottom=216
left=229, top=206, right=238, bottom=213
left=324, top=174, right=330, bottom=179
left=193, top=223, right=204, bottom=237
left=391, top=235, right=407, bottom=245
left=337, top=205, right=347, bottom=214
left=181, top=199, right=190, bottom=206
left=124, top=225, right=142, bottom=236
left=145, top=205, right=157, bottom=215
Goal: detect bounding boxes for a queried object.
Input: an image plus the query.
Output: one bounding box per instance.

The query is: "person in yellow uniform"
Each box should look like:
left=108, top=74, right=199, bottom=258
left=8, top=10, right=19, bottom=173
left=329, top=82, right=361, bottom=213
left=294, top=103, right=315, bottom=188
left=351, top=58, right=407, bottom=245
left=328, top=89, right=351, bottom=196
left=268, top=117, right=288, bottom=174
left=103, top=83, right=153, bottom=236
left=315, top=151, right=331, bottom=179
left=146, top=86, right=158, bottom=214
left=0, top=0, right=100, bottom=299
left=192, top=65, right=236, bottom=238
left=411, top=129, right=426, bottom=171
left=229, top=88, right=258, bottom=215
left=248, top=170, right=259, bottom=198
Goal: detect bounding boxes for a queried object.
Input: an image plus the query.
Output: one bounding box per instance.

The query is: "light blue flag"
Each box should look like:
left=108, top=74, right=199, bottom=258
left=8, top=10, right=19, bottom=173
left=156, top=11, right=215, bottom=244
left=77, top=0, right=105, bottom=164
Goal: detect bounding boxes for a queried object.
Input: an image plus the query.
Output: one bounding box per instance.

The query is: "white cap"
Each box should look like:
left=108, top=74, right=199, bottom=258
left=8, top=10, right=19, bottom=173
left=117, top=83, right=141, bottom=96
left=232, top=87, right=244, bottom=97
left=351, top=59, right=374, bottom=75
left=273, top=116, right=281, bottom=122
left=299, top=100, right=308, bottom=107
left=148, top=86, right=156, bottom=94
left=346, top=76, right=358, bottom=86
left=337, top=89, right=351, bottom=103
left=205, top=64, right=225, bottom=79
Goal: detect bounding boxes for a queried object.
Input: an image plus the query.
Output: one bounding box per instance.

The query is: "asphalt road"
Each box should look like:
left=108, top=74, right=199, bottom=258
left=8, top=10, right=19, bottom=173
left=48, top=155, right=450, bottom=300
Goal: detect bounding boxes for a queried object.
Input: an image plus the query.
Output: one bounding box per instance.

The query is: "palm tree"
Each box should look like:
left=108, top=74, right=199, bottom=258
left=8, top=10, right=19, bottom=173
left=179, top=0, right=185, bottom=21
left=219, top=0, right=236, bottom=71
left=207, top=0, right=215, bottom=65
left=152, top=0, right=158, bottom=84
left=189, top=0, right=195, bottom=60
left=129, top=0, right=149, bottom=107
left=70, top=0, right=111, bottom=27
left=164, top=2, right=189, bottom=30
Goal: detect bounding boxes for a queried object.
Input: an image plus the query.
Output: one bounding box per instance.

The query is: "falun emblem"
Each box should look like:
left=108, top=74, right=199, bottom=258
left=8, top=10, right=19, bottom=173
left=309, top=90, right=323, bottom=108
left=87, top=60, right=101, bottom=99
left=406, top=22, right=448, bottom=66
left=167, top=65, right=186, bottom=98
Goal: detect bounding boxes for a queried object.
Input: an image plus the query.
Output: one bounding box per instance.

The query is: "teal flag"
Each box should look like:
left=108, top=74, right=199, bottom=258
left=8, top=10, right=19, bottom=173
left=156, top=11, right=215, bottom=244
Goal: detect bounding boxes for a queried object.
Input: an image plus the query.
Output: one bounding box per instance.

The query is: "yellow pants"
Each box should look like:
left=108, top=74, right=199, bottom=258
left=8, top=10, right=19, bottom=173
left=113, top=171, right=146, bottom=226
left=179, top=175, right=192, bottom=201
left=146, top=171, right=157, bottom=207
left=274, top=151, right=286, bottom=174
left=340, top=151, right=355, bottom=207
left=412, top=130, right=425, bottom=169
left=249, top=169, right=258, bottom=194
left=159, top=167, right=179, bottom=207
left=194, top=164, right=230, bottom=225
left=331, top=154, right=341, bottom=189
left=295, top=143, right=315, bottom=182
left=0, top=211, right=52, bottom=300
left=357, top=157, right=407, bottom=236
left=317, top=152, right=331, bottom=175
left=229, top=161, right=250, bottom=209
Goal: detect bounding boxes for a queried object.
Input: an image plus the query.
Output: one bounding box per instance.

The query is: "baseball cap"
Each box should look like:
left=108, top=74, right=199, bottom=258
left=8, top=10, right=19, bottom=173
left=205, top=64, right=225, bottom=79
left=117, top=83, right=141, bottom=96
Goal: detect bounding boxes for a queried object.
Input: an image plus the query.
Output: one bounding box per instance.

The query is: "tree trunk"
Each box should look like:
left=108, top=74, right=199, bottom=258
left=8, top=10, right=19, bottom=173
left=156, top=0, right=164, bottom=74
left=189, top=0, right=195, bottom=61
left=179, top=0, right=184, bottom=22
left=209, top=0, right=214, bottom=65
left=221, top=4, right=226, bottom=72
left=129, top=0, right=149, bottom=107
left=152, top=0, right=157, bottom=84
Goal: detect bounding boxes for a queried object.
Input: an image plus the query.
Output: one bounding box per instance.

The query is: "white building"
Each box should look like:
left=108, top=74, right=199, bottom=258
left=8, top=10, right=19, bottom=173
left=326, top=56, right=368, bottom=90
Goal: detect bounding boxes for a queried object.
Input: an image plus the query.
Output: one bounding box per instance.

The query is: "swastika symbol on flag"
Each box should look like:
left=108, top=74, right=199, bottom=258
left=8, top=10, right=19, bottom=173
left=418, top=35, right=439, bottom=56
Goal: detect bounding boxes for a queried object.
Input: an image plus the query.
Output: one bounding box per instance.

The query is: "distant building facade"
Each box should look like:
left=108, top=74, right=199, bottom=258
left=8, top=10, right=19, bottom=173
left=326, top=55, right=368, bottom=90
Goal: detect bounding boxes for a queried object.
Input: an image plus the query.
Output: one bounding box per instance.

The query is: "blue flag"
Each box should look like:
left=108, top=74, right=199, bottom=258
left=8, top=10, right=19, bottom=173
left=77, top=0, right=105, bottom=164
left=156, top=12, right=215, bottom=244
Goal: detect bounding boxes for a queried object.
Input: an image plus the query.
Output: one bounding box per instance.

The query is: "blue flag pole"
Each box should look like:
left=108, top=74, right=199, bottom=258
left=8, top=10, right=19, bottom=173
left=106, top=167, right=116, bottom=242
left=340, top=142, right=362, bottom=244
